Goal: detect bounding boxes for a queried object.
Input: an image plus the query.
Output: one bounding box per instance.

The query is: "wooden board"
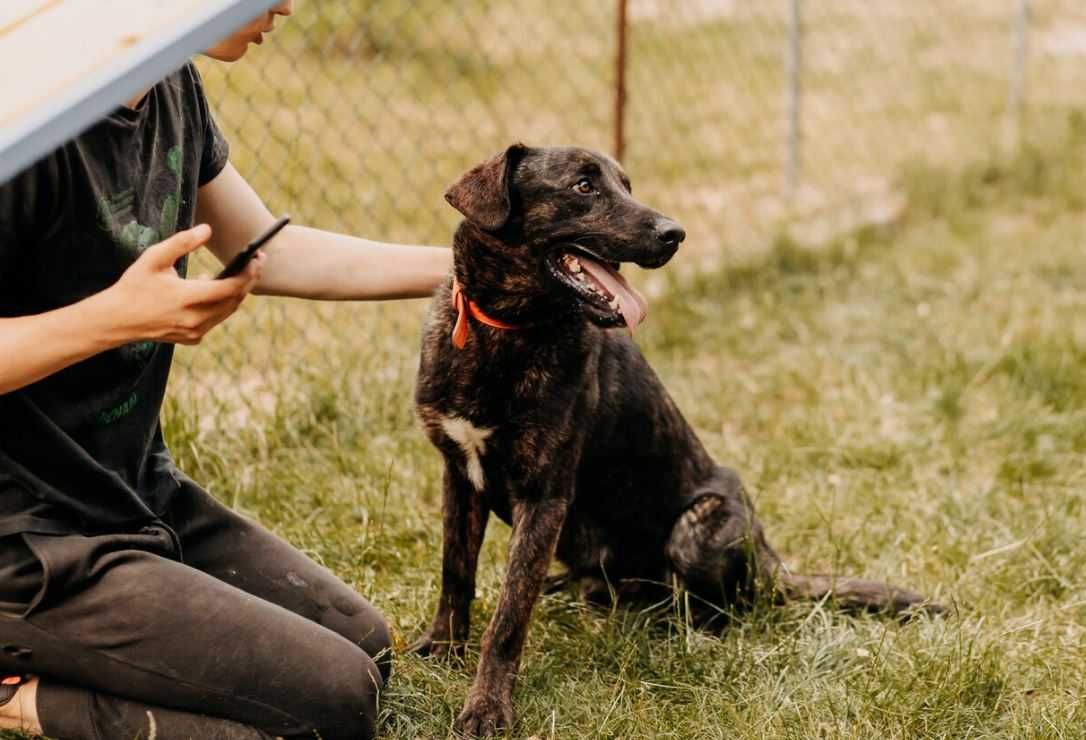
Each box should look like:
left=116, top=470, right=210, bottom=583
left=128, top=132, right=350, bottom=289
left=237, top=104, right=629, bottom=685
left=0, top=0, right=281, bottom=183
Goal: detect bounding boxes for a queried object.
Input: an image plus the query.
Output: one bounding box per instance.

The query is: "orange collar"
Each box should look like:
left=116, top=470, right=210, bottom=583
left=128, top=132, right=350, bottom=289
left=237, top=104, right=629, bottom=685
left=451, top=278, right=527, bottom=349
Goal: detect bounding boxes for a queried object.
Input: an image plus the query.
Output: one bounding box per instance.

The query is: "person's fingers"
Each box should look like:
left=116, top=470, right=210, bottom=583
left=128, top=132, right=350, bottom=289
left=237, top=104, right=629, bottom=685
left=168, top=297, right=241, bottom=344
left=181, top=280, right=242, bottom=306
left=238, top=251, right=265, bottom=292
left=215, top=254, right=263, bottom=299
left=191, top=299, right=243, bottom=339
left=141, top=225, right=212, bottom=269
left=182, top=269, right=259, bottom=305
left=194, top=250, right=265, bottom=302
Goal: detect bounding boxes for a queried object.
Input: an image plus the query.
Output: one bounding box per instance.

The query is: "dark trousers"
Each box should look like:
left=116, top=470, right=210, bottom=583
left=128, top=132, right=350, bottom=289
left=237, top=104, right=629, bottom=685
left=0, top=482, right=391, bottom=740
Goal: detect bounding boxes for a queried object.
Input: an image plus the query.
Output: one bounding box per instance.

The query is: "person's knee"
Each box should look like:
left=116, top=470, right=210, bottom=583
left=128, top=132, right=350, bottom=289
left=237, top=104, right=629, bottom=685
left=331, top=601, right=393, bottom=683
left=313, top=649, right=384, bottom=740
left=362, top=608, right=393, bottom=682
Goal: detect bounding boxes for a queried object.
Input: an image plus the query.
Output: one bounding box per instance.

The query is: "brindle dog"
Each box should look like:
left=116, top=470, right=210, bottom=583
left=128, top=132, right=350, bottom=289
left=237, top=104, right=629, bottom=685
left=412, top=144, right=940, bottom=736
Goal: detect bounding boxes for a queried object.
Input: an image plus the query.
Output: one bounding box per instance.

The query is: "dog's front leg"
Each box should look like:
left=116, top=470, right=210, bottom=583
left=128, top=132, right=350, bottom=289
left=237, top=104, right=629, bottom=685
left=455, top=495, right=569, bottom=737
left=411, top=467, right=489, bottom=658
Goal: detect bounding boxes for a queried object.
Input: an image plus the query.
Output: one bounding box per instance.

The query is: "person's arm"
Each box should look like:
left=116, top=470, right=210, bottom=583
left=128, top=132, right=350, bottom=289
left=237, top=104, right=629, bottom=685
left=0, top=225, right=263, bottom=396
left=195, top=162, right=452, bottom=301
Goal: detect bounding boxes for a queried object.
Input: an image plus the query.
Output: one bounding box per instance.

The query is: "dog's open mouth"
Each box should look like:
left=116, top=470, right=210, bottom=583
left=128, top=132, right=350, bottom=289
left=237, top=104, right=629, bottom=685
left=546, top=247, right=648, bottom=329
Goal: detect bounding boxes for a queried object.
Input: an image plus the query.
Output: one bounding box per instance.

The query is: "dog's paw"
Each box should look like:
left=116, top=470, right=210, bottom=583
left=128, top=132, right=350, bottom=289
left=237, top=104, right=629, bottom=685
left=408, top=631, right=466, bottom=660
left=454, top=693, right=514, bottom=737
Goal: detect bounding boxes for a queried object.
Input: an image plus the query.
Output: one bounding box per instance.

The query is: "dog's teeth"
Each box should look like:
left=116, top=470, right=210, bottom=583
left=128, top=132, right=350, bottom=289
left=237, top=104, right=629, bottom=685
left=609, top=297, right=620, bottom=310
left=569, top=259, right=582, bottom=273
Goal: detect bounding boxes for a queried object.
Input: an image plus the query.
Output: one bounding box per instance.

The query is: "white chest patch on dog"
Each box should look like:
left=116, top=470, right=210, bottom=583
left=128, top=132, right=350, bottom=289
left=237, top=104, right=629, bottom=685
left=440, top=416, right=494, bottom=491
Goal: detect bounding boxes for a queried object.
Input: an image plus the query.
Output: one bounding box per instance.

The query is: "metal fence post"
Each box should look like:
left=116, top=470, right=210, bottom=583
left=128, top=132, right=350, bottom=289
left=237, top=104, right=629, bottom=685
left=614, top=0, right=629, bottom=163
left=784, top=0, right=803, bottom=201
left=1006, top=0, right=1032, bottom=150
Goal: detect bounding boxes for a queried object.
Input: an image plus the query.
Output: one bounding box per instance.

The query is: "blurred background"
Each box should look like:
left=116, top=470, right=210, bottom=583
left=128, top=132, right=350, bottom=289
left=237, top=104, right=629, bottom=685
left=174, top=0, right=1086, bottom=435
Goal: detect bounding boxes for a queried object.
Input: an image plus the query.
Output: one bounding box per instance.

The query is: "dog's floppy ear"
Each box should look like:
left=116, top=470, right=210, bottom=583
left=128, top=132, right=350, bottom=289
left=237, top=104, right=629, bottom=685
left=445, top=143, right=528, bottom=232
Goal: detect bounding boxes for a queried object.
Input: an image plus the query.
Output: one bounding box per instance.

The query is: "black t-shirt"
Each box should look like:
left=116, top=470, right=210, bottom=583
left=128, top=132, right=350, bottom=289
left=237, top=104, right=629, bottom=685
left=0, top=63, right=229, bottom=537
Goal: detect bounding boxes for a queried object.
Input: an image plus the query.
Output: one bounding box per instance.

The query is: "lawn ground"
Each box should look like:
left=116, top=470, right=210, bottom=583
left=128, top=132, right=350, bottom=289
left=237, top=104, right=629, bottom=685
left=160, top=124, right=1086, bottom=738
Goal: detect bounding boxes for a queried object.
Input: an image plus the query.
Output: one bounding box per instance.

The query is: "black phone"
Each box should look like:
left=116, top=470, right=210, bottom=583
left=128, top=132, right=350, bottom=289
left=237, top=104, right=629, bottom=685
left=216, top=215, right=290, bottom=279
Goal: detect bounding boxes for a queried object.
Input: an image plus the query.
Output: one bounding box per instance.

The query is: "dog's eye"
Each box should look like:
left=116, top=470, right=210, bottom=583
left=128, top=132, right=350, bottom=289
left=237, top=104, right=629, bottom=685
left=572, top=179, right=595, bottom=195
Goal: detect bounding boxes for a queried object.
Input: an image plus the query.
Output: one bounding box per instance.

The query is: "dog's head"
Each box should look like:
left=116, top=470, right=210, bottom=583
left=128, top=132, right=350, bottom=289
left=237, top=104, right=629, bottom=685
left=445, top=144, right=685, bottom=329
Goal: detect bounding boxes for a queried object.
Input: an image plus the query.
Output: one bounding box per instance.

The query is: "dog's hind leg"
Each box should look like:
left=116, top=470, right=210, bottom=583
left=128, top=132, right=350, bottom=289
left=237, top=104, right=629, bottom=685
left=665, top=468, right=784, bottom=622
left=667, top=467, right=942, bottom=619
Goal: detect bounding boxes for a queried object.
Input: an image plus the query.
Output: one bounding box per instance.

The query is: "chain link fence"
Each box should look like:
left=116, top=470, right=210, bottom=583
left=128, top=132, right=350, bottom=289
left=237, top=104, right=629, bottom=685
left=171, top=0, right=1086, bottom=434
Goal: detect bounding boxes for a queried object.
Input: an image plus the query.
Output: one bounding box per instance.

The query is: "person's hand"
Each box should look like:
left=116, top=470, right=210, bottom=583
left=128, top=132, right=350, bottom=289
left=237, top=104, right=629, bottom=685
left=104, top=224, right=264, bottom=346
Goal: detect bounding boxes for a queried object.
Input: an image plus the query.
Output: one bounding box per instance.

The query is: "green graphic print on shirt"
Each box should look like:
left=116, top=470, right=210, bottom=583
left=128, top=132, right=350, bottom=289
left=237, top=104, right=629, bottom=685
left=96, top=144, right=184, bottom=254
left=93, top=143, right=185, bottom=419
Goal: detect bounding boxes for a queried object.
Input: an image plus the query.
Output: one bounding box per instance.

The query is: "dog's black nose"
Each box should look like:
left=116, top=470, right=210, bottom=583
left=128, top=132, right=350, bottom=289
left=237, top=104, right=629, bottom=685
left=655, top=220, right=686, bottom=248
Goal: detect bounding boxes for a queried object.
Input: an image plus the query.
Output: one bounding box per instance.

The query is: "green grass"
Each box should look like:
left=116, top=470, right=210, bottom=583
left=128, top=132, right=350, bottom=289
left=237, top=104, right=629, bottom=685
left=70, top=122, right=1082, bottom=739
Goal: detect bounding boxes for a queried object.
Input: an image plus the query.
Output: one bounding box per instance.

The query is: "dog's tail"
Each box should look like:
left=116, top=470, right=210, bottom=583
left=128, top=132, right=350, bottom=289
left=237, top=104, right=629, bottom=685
left=774, top=571, right=945, bottom=617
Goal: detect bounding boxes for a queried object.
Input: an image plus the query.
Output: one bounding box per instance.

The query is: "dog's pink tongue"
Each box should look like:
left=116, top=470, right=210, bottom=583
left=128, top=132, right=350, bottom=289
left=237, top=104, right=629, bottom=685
left=578, top=256, right=648, bottom=329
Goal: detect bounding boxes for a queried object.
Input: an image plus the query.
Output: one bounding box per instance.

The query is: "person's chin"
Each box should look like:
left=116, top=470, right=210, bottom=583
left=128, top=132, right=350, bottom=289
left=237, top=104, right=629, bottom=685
left=207, top=46, right=247, bottom=62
